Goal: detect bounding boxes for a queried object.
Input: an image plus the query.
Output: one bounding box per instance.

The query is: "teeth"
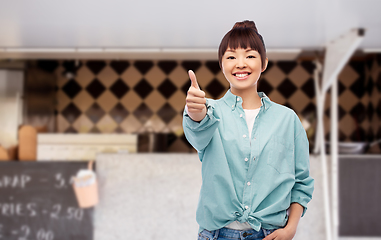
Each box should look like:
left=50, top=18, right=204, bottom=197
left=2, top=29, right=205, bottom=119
left=235, top=73, right=248, bottom=78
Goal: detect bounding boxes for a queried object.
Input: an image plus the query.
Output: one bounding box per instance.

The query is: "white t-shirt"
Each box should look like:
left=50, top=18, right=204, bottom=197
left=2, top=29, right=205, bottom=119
left=225, top=106, right=261, bottom=230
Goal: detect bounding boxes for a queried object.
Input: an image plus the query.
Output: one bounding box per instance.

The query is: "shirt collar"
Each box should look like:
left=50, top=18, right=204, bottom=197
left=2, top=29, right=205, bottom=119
left=222, top=89, right=272, bottom=111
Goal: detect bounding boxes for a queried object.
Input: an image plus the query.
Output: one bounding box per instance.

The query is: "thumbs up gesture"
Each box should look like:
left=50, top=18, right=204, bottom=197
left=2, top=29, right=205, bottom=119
left=186, top=70, right=207, bottom=121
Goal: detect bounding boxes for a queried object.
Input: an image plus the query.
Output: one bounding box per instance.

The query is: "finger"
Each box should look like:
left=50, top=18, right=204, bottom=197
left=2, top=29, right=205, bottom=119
left=188, top=70, right=200, bottom=89
left=186, top=102, right=206, bottom=110
left=187, top=87, right=206, bottom=98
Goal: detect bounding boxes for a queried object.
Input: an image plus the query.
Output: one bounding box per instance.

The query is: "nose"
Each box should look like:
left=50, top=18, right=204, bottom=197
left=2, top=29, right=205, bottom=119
left=236, top=57, right=246, bottom=69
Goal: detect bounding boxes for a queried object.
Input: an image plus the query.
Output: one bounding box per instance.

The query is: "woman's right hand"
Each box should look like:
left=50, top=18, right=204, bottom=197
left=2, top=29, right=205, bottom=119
left=186, top=70, right=207, bottom=122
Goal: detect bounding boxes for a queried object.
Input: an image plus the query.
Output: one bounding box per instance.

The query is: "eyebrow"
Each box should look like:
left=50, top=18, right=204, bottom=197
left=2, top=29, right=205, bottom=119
left=226, top=48, right=257, bottom=53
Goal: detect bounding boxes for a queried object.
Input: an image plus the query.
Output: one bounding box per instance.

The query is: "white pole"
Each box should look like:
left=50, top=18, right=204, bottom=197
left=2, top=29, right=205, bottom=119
left=331, top=78, right=339, bottom=240
left=313, top=60, right=332, bottom=240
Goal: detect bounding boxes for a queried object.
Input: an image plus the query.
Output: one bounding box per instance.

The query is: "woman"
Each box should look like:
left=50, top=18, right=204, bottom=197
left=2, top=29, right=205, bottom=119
left=183, top=20, right=314, bottom=240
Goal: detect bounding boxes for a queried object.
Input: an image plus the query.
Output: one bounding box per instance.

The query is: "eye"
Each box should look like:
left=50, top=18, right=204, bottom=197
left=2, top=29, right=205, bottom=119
left=227, top=56, right=235, bottom=60
left=247, top=55, right=256, bottom=59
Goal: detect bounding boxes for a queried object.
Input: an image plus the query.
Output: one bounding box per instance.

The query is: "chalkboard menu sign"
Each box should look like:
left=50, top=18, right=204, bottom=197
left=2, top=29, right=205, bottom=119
left=0, top=162, right=94, bottom=240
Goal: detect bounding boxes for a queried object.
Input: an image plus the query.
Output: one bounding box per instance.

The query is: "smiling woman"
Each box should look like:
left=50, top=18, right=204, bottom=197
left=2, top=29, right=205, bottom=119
left=183, top=20, right=314, bottom=240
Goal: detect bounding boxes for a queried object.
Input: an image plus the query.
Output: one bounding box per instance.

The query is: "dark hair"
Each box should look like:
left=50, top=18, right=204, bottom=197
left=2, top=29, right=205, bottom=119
left=218, top=20, right=266, bottom=69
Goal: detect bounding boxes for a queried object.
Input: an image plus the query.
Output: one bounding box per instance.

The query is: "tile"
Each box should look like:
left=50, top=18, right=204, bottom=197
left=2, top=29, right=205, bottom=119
left=338, top=90, right=358, bottom=112
left=181, top=61, right=202, bottom=72
left=56, top=65, right=69, bottom=88
left=110, top=60, right=130, bottom=75
left=339, top=64, right=359, bottom=88
left=205, top=61, right=221, bottom=74
left=61, top=102, right=82, bottom=123
left=262, top=65, right=286, bottom=88
left=157, top=103, right=177, bottom=124
left=167, top=114, right=184, bottom=136
left=300, top=78, right=315, bottom=98
left=144, top=90, right=166, bottom=112
left=56, top=114, right=70, bottom=133
left=97, top=91, right=119, bottom=112
left=277, top=61, right=297, bottom=75
left=276, top=78, right=297, bottom=99
left=133, top=79, right=153, bottom=99
left=366, top=77, right=374, bottom=96
left=215, top=71, right=230, bottom=89
left=168, top=65, right=189, bottom=88
left=300, top=61, right=315, bottom=74
left=288, top=90, right=310, bottom=113
left=205, top=78, right=226, bottom=99
left=37, top=60, right=59, bottom=73
left=142, top=114, right=166, bottom=132
left=120, top=91, right=143, bottom=112
left=133, top=102, right=153, bottom=124
left=97, top=65, right=119, bottom=88
left=86, top=60, right=106, bottom=75
left=96, top=115, right=118, bottom=133
left=86, top=102, right=106, bottom=123
left=72, top=114, right=94, bottom=133
left=167, top=138, right=192, bottom=153
left=89, top=126, right=101, bottom=133
left=62, top=79, right=82, bottom=99
left=350, top=126, right=366, bottom=142
left=120, top=65, right=143, bottom=88
left=288, top=65, right=310, bottom=87
left=145, top=65, right=167, bottom=88
left=62, top=60, right=82, bottom=77
left=158, top=60, right=178, bottom=74
left=72, top=90, right=94, bottom=112
left=56, top=89, right=71, bottom=111
left=110, top=79, right=130, bottom=99
left=109, top=103, right=129, bottom=124
left=258, top=78, right=274, bottom=95
left=114, top=126, right=125, bottom=133
left=157, top=79, right=177, bottom=99
left=301, top=102, right=316, bottom=117
left=86, top=79, right=106, bottom=99
left=65, top=126, right=77, bottom=133
left=76, top=65, right=95, bottom=88
left=349, top=102, right=366, bottom=124
left=168, top=90, right=186, bottom=112
left=194, top=65, right=214, bottom=88
left=134, top=60, right=153, bottom=75
left=268, top=89, right=286, bottom=105
left=181, top=80, right=191, bottom=95
left=120, top=115, right=142, bottom=133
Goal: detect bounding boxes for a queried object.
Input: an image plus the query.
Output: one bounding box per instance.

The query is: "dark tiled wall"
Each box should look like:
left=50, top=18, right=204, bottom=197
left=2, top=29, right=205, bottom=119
left=33, top=54, right=381, bottom=153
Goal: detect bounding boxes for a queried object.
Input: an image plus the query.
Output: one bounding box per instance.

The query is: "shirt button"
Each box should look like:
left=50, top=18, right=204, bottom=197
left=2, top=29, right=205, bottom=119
left=245, top=206, right=249, bottom=210
left=240, top=114, right=243, bottom=118
left=244, top=158, right=248, bottom=162
left=243, top=135, right=246, bottom=138
left=237, top=97, right=240, bottom=101
left=232, top=105, right=234, bottom=108
left=247, top=182, right=251, bottom=186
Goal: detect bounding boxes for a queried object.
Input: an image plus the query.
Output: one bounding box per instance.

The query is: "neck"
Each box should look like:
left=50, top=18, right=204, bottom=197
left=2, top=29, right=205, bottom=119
left=231, top=87, right=262, bottom=109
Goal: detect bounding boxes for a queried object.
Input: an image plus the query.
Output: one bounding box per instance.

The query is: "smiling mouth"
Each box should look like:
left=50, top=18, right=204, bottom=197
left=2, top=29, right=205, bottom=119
left=233, top=73, right=251, bottom=78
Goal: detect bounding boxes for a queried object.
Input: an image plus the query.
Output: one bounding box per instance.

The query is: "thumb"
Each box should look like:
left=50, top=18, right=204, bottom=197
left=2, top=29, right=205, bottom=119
left=188, top=70, right=200, bottom=89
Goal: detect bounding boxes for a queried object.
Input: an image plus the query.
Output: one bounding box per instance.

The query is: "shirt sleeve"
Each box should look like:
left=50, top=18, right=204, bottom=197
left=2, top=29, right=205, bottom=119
left=182, top=99, right=220, bottom=152
left=291, top=120, right=314, bottom=217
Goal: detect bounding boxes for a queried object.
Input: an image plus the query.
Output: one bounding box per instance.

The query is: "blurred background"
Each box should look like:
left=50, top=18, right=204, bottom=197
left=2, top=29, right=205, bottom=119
left=0, top=0, right=380, bottom=240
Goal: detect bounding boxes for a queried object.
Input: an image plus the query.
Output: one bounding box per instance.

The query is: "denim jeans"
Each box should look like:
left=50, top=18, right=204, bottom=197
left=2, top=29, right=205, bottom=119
left=197, top=227, right=276, bottom=240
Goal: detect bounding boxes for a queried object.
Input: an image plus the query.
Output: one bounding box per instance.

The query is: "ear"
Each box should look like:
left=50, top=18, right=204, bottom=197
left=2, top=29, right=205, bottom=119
left=261, top=58, right=268, bottom=72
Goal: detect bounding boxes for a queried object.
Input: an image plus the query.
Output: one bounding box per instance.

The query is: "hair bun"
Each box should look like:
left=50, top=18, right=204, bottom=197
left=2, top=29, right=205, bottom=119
left=232, top=20, right=258, bottom=32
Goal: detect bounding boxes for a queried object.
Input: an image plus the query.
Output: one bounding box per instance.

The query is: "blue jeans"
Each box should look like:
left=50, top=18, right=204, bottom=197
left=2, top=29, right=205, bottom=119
left=197, top=227, right=276, bottom=240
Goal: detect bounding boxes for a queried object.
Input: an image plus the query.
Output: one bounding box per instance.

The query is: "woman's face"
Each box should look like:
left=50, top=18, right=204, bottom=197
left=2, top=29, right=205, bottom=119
left=221, top=47, right=267, bottom=95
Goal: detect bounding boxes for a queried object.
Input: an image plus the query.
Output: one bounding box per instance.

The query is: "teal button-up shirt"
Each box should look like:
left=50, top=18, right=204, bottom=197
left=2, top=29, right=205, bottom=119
left=183, top=90, right=314, bottom=232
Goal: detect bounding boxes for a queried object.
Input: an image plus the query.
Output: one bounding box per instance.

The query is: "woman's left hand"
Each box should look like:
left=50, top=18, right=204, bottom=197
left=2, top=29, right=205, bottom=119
left=262, top=227, right=296, bottom=240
